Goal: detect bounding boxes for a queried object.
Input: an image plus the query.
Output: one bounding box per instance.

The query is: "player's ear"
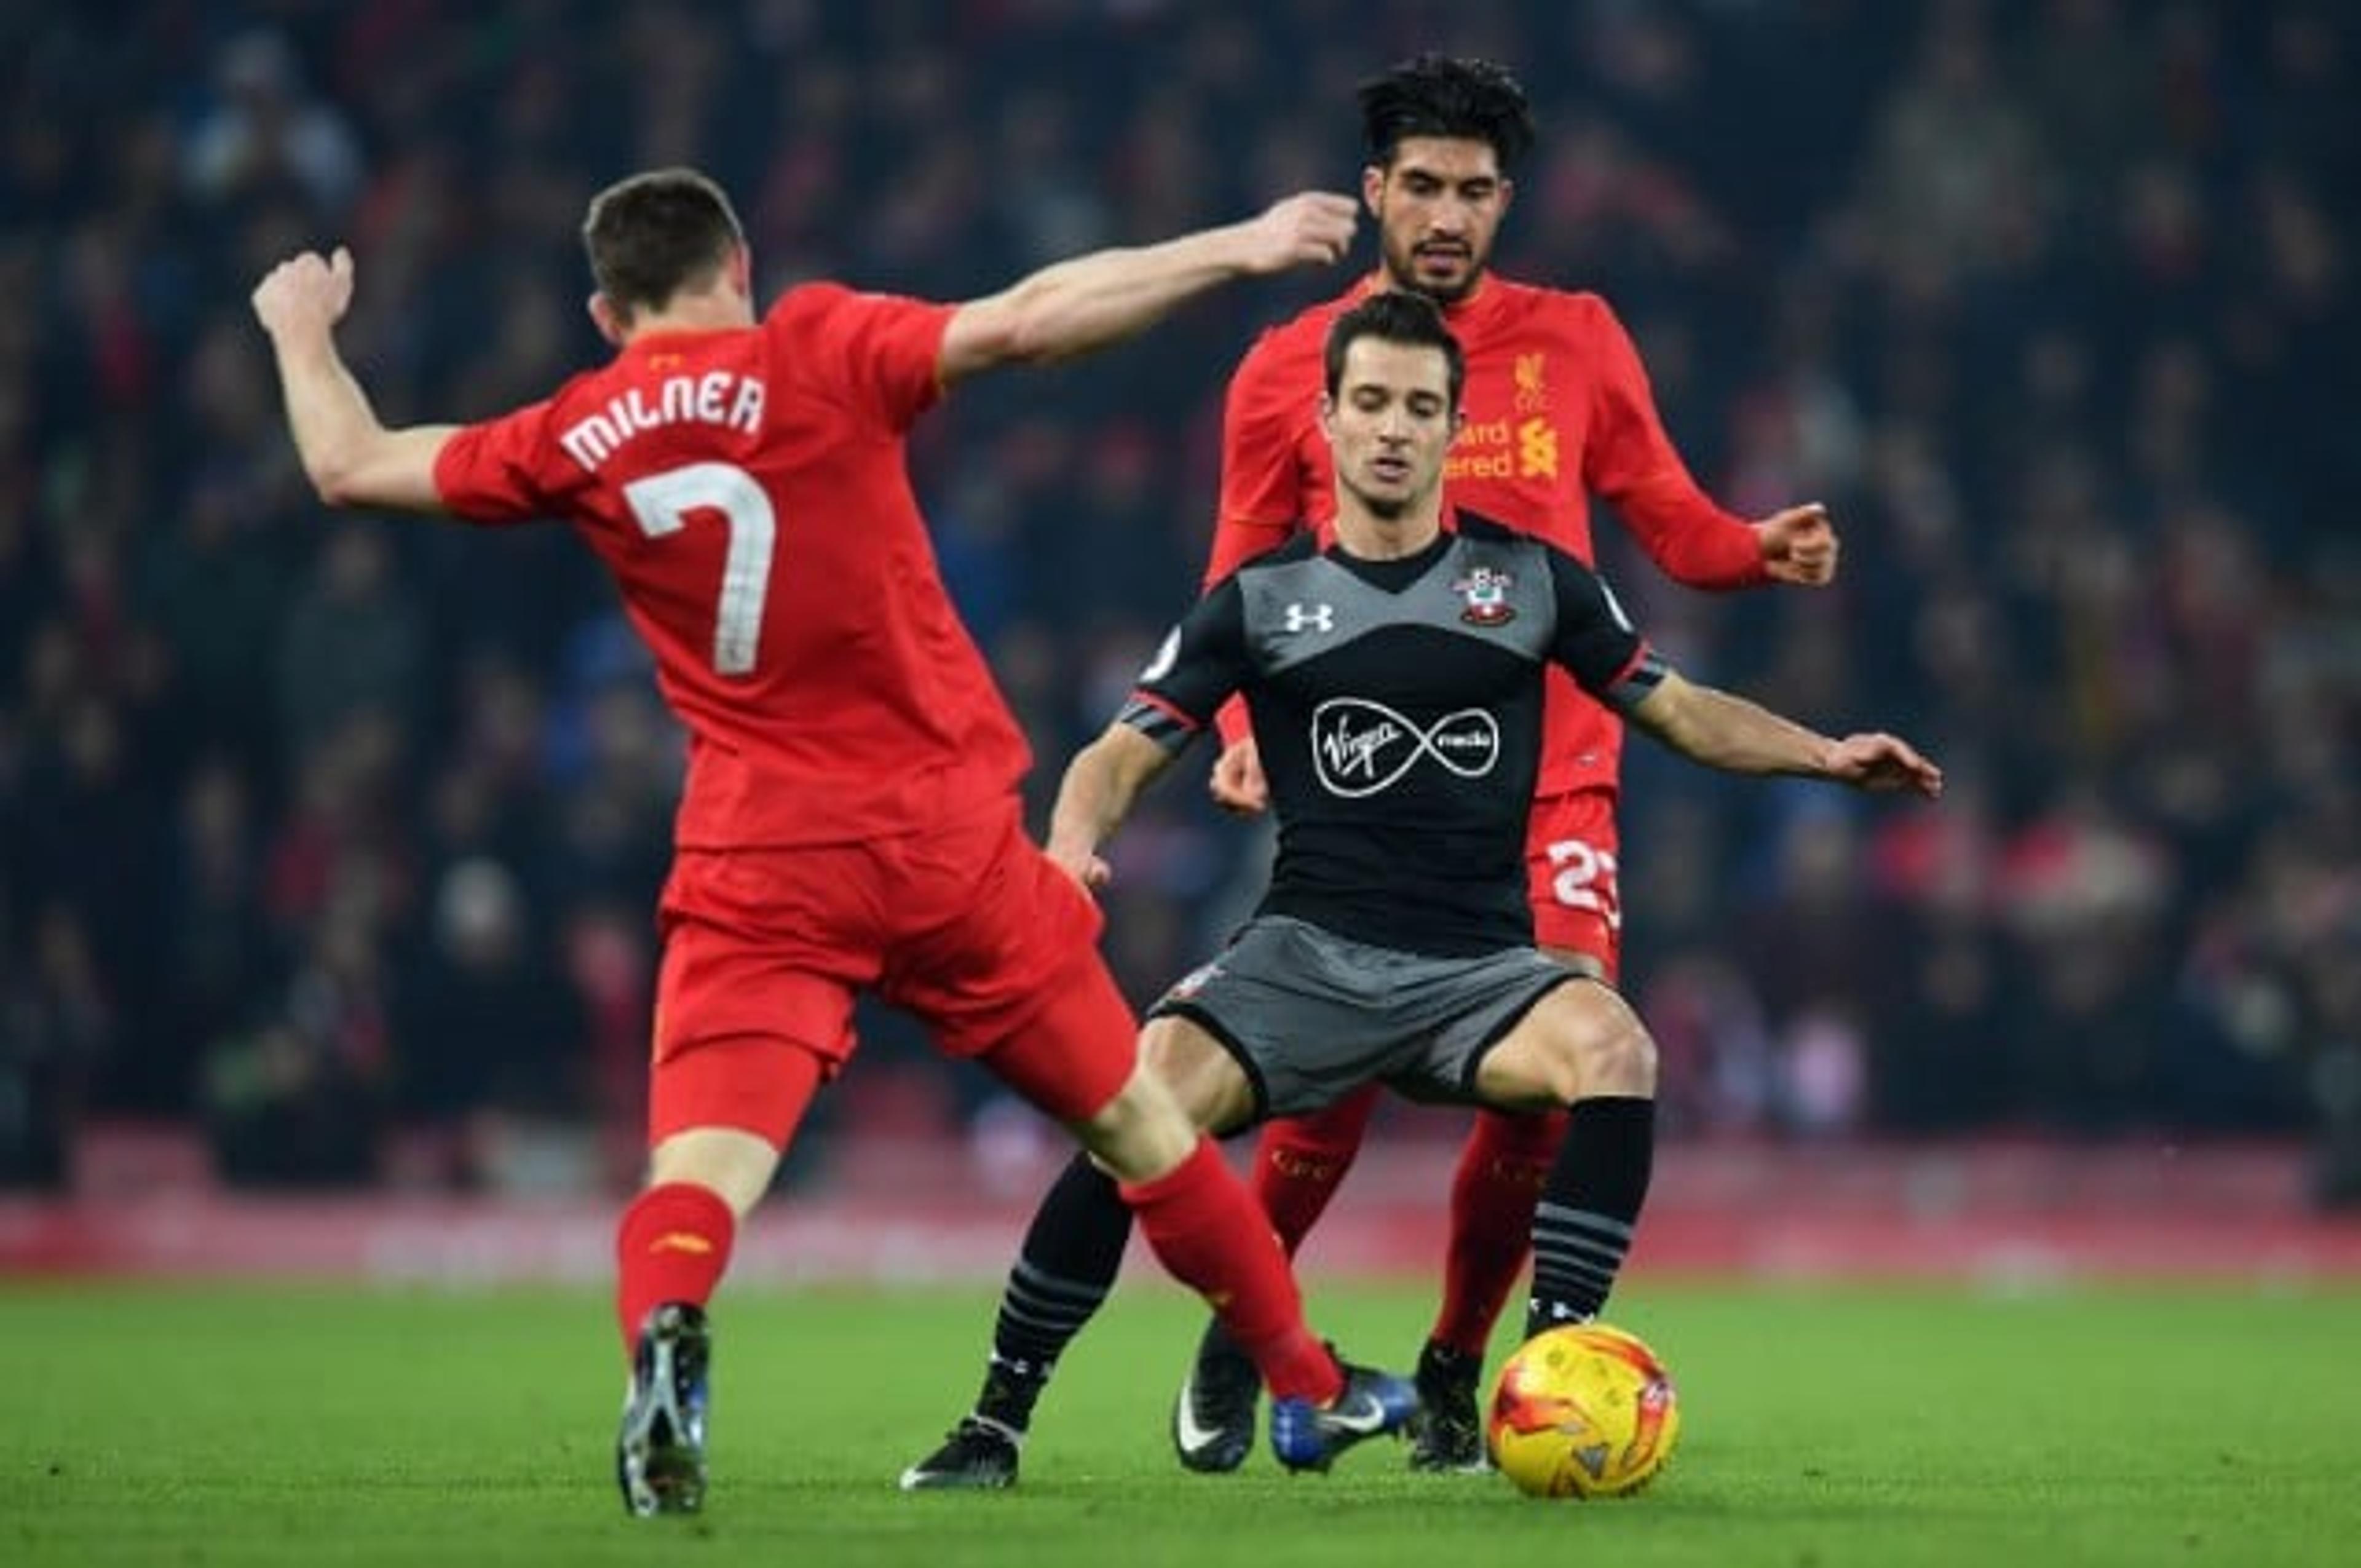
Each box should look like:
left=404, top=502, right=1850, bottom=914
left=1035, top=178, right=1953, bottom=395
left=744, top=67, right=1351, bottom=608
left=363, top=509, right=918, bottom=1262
left=725, top=242, right=753, bottom=303
left=1361, top=163, right=1385, bottom=216
left=587, top=291, right=627, bottom=349
left=1317, top=390, right=1339, bottom=443
left=1497, top=176, right=1516, bottom=218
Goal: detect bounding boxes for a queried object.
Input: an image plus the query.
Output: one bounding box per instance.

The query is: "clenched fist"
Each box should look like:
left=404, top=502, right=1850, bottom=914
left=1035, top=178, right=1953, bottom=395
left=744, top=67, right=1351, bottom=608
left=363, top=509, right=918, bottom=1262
left=251, top=246, right=356, bottom=340
left=1757, top=504, right=1840, bottom=587
left=1236, top=192, right=1360, bottom=275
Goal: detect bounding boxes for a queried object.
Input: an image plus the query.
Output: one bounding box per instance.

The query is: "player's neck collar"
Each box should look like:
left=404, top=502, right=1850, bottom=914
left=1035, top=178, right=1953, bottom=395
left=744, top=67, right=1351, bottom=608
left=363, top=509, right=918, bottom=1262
left=1329, top=501, right=1450, bottom=561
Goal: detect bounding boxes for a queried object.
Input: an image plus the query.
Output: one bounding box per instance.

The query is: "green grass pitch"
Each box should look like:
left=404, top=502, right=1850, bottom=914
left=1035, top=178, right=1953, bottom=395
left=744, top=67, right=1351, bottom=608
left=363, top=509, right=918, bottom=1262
left=3, top=1280, right=2356, bottom=1566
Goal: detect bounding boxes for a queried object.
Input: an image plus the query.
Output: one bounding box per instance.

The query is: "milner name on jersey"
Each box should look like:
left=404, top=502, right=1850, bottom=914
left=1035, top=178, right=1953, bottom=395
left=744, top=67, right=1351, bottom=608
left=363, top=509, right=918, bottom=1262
left=559, top=371, right=768, bottom=471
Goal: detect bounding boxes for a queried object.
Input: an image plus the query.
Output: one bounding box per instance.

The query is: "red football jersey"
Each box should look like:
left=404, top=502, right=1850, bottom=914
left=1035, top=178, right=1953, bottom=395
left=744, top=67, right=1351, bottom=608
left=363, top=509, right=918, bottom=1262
left=1210, top=274, right=1766, bottom=798
left=434, top=283, right=1030, bottom=849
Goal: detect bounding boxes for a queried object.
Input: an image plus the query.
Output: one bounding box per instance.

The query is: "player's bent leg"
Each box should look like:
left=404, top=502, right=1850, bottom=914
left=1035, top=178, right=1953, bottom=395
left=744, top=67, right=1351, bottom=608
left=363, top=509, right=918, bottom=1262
left=1121, top=1016, right=1275, bottom=1473
left=619, top=1035, right=821, bottom=1518
left=1088, top=1056, right=1415, bottom=1475
left=901, top=947, right=1152, bottom=1491
left=900, top=1151, right=1136, bottom=1491
left=1471, top=983, right=1659, bottom=1341
left=1409, top=1105, right=1566, bottom=1473
left=1428, top=946, right=1605, bottom=1356
left=1214, top=1090, right=1383, bottom=1466
left=1418, top=872, right=1613, bottom=1470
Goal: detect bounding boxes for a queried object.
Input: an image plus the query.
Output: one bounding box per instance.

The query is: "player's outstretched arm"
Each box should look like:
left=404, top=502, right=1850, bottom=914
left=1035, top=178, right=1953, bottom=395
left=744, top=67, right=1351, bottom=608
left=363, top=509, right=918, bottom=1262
left=936, top=192, right=1358, bottom=385
left=251, top=247, right=457, bottom=512
left=1046, top=724, right=1181, bottom=890
left=1581, top=298, right=1840, bottom=591
left=1624, top=670, right=1942, bottom=798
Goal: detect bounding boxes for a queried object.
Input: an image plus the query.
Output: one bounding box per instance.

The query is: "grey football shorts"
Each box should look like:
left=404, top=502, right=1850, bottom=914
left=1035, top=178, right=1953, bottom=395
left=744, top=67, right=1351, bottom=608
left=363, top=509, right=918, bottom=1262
left=1146, top=914, right=1583, bottom=1122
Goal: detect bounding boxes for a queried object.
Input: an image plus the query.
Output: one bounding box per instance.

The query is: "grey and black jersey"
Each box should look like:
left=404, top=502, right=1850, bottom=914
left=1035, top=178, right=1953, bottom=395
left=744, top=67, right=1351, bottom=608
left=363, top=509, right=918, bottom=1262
left=1120, top=511, right=1666, bottom=957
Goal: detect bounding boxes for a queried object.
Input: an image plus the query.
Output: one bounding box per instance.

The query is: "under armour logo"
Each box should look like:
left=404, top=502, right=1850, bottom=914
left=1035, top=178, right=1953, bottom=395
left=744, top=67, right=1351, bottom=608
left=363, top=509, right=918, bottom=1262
left=1310, top=697, right=1500, bottom=797
left=1282, top=601, right=1335, bottom=633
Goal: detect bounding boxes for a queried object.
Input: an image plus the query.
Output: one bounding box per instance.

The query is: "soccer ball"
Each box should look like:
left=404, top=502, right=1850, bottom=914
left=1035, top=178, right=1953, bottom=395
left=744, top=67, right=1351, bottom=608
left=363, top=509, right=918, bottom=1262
left=1486, top=1323, right=1680, bottom=1499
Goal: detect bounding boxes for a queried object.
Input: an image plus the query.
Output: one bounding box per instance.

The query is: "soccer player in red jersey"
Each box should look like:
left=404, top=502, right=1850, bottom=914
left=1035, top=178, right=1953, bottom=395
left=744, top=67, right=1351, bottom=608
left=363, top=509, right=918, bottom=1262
left=1174, top=56, right=1845, bottom=1471
left=250, top=167, right=1422, bottom=1516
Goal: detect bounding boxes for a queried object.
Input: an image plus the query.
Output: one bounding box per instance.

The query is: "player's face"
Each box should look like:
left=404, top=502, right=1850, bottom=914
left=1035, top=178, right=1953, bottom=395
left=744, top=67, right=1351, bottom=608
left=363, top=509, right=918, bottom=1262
left=1321, top=338, right=1460, bottom=518
left=1364, top=137, right=1512, bottom=304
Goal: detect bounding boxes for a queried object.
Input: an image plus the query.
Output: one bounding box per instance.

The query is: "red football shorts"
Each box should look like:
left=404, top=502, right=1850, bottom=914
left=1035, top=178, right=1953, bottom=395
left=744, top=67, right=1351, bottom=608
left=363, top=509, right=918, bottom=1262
left=647, top=801, right=1139, bottom=1146
left=1525, top=787, right=1623, bottom=980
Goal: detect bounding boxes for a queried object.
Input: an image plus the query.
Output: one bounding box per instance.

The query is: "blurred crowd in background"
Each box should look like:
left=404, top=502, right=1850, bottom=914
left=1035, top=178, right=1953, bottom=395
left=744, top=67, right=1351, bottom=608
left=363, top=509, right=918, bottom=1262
left=1, top=0, right=2354, bottom=1201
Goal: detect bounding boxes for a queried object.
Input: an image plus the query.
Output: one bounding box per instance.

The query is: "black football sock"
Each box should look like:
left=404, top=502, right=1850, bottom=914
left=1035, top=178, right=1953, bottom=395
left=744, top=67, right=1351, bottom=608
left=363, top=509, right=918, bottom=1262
left=971, top=1152, right=1133, bottom=1435
left=1526, top=1095, right=1655, bottom=1338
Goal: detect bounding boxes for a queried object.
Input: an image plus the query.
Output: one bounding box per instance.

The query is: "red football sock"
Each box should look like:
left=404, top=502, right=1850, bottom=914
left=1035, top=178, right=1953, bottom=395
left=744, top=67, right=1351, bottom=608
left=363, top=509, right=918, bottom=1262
left=1431, top=1107, right=1565, bottom=1355
left=615, top=1181, right=737, bottom=1354
left=1251, top=1082, right=1381, bottom=1256
left=1122, top=1138, right=1342, bottom=1404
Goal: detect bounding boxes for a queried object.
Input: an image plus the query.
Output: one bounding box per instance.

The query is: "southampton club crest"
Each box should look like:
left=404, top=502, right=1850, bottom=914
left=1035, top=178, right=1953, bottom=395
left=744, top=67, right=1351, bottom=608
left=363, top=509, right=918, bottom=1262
left=1452, top=566, right=1516, bottom=627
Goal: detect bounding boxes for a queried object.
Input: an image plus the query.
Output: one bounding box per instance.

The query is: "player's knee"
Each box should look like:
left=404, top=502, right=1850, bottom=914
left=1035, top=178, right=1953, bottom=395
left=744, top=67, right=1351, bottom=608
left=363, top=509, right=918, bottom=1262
left=647, top=1127, right=782, bottom=1219
left=1572, top=1012, right=1656, bottom=1099
left=1073, top=1064, right=1199, bottom=1184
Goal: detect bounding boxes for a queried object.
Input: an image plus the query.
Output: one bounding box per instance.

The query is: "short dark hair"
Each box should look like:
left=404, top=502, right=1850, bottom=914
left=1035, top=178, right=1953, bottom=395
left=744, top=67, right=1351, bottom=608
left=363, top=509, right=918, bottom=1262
left=1358, top=55, right=1536, bottom=173
left=581, top=167, right=745, bottom=323
left=1323, top=292, right=1466, bottom=408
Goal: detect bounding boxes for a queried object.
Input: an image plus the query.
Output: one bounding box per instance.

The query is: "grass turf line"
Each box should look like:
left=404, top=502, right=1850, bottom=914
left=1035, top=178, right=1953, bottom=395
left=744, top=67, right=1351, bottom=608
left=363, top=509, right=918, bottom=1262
left=2, top=1282, right=2355, bottom=1566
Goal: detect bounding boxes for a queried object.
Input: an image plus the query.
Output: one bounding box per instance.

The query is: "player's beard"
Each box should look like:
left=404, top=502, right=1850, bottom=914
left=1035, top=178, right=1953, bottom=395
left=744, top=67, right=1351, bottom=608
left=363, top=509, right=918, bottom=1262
left=1382, top=230, right=1485, bottom=306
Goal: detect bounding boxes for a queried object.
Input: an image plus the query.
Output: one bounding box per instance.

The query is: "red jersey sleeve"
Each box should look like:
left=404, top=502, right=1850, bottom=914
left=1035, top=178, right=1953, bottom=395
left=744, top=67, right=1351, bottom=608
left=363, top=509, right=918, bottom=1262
left=1208, top=330, right=1312, bottom=588
left=432, top=398, right=568, bottom=525
left=1207, top=328, right=1313, bottom=748
left=1577, top=296, right=1769, bottom=591
left=766, top=283, right=955, bottom=433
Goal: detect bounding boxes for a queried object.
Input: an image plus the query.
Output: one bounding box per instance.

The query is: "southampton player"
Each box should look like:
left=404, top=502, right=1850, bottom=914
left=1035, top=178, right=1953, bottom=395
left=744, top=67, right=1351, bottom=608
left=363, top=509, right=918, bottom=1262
left=901, top=293, right=1933, bottom=1489
left=249, top=167, right=1425, bottom=1518
left=1180, top=55, right=1844, bottom=1473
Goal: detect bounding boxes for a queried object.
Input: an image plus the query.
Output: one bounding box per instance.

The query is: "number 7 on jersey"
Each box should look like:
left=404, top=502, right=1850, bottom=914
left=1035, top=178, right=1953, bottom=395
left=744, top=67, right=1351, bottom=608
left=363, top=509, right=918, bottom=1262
left=623, top=461, right=777, bottom=676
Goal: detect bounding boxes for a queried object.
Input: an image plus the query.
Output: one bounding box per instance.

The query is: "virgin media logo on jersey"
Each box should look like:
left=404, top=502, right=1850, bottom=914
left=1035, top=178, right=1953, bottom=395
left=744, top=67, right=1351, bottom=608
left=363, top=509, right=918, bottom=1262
left=1310, top=698, right=1500, bottom=798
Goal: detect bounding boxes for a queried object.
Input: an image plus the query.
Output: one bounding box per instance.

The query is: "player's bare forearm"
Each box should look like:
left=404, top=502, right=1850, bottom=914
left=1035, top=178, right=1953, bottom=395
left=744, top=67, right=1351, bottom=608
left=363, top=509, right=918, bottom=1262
left=939, top=192, right=1356, bottom=382
left=268, top=336, right=454, bottom=512
left=1047, top=725, right=1176, bottom=876
left=1627, top=673, right=1940, bottom=797
left=1630, top=676, right=1833, bottom=777
left=253, top=246, right=455, bottom=512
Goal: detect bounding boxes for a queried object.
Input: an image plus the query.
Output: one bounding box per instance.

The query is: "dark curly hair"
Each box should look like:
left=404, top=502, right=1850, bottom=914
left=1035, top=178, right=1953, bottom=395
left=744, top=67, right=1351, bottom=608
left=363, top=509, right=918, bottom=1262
left=1358, top=55, right=1537, bottom=173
